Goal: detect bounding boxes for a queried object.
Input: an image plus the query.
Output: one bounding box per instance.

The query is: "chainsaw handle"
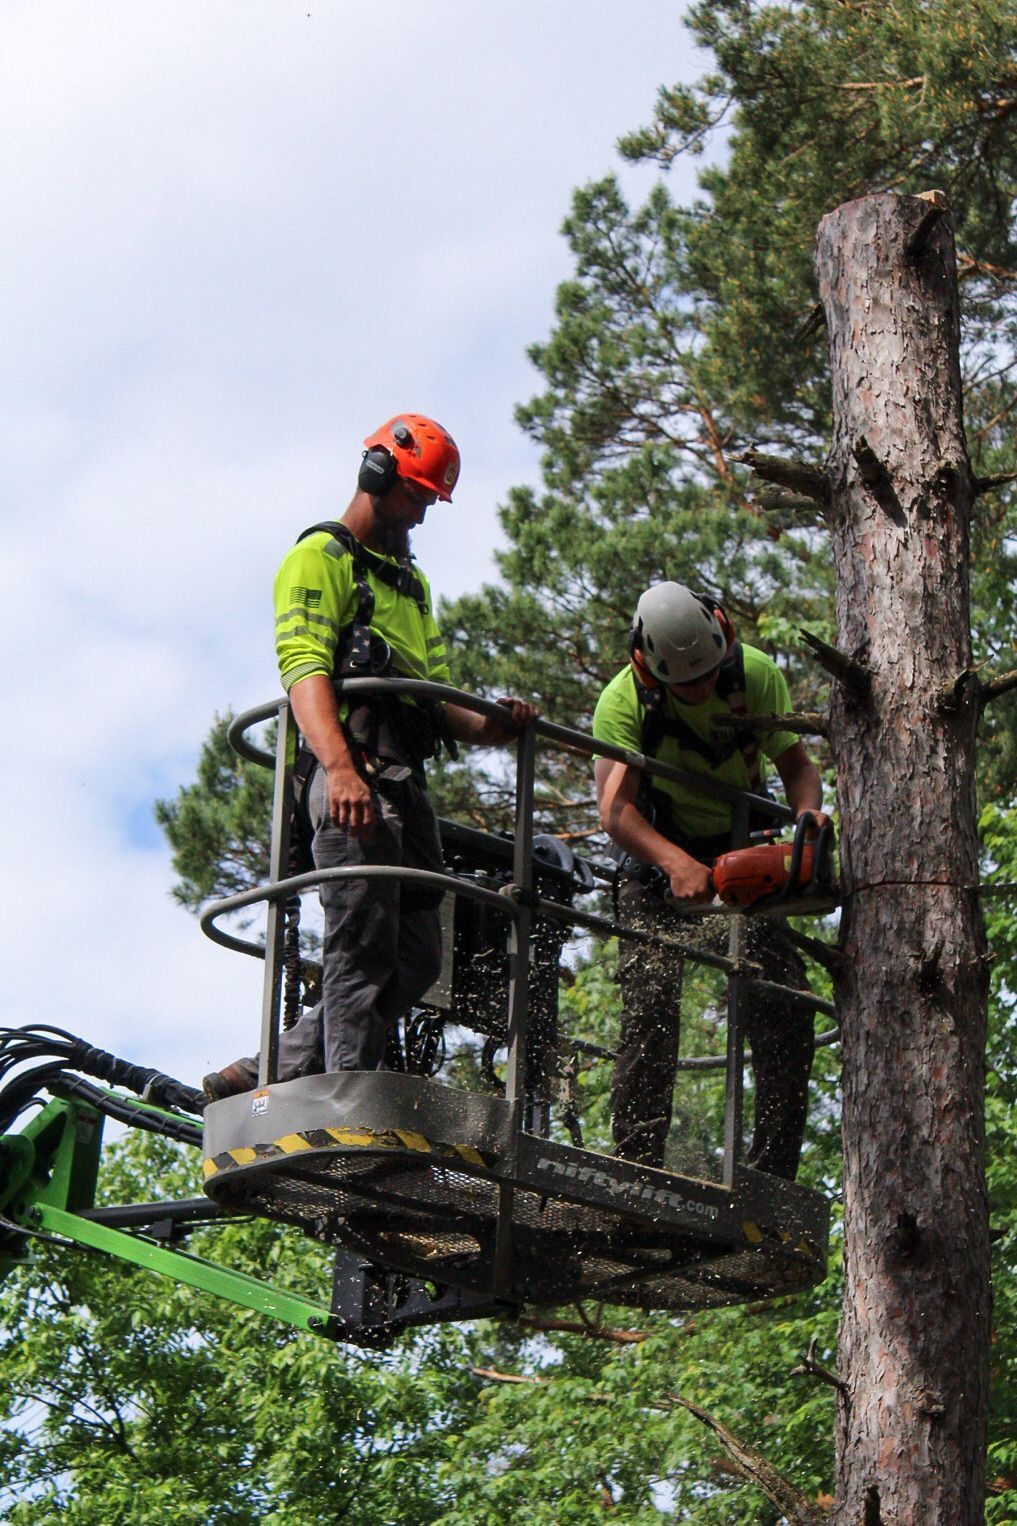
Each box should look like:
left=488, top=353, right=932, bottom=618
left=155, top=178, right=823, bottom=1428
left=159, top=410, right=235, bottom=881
left=768, top=811, right=814, bottom=904
left=805, top=815, right=835, bottom=895
left=786, top=811, right=835, bottom=900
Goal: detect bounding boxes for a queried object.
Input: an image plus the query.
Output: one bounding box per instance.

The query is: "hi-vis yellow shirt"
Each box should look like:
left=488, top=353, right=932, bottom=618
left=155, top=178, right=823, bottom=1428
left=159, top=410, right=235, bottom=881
left=592, top=645, right=797, bottom=839
left=274, top=529, right=450, bottom=695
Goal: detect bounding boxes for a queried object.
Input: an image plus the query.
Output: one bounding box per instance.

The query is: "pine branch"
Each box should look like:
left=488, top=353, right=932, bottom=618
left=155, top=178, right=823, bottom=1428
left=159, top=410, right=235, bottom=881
left=736, top=449, right=832, bottom=506
left=470, top=1366, right=548, bottom=1387
left=957, top=251, right=1017, bottom=284
left=981, top=668, right=1017, bottom=707
left=711, top=710, right=829, bottom=739
left=799, top=628, right=872, bottom=695
left=667, top=1393, right=824, bottom=1524
left=469, top=1369, right=824, bottom=1521
left=836, top=75, right=925, bottom=92
left=784, top=925, right=843, bottom=973
left=973, top=470, right=1017, bottom=496
left=518, top=1312, right=646, bottom=1344
left=790, top=1335, right=850, bottom=1397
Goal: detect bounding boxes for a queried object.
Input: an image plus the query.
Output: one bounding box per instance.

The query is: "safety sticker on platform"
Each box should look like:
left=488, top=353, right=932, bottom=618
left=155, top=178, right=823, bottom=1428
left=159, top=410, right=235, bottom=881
left=251, top=1089, right=270, bottom=1117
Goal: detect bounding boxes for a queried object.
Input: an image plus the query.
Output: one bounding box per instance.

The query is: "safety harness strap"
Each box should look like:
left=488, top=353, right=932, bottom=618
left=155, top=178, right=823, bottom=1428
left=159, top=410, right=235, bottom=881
left=298, top=520, right=427, bottom=611
left=295, top=520, right=453, bottom=769
left=632, top=641, right=770, bottom=850
left=636, top=643, right=761, bottom=783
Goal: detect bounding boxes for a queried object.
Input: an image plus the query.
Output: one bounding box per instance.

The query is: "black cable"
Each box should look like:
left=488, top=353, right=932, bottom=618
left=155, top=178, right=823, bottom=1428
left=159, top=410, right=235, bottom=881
left=51, top=1076, right=203, bottom=1149
left=0, top=1211, right=83, bottom=1251
left=0, top=1063, right=71, bottom=1134
left=0, top=1026, right=205, bottom=1137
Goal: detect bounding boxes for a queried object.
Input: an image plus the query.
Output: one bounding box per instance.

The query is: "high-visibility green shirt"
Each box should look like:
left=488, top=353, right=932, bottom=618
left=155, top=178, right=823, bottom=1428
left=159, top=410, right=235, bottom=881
left=592, top=645, right=797, bottom=839
left=274, top=530, right=450, bottom=701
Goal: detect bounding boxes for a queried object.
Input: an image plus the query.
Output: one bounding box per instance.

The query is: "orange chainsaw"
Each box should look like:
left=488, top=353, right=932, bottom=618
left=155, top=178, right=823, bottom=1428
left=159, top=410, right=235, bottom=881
left=710, top=812, right=835, bottom=909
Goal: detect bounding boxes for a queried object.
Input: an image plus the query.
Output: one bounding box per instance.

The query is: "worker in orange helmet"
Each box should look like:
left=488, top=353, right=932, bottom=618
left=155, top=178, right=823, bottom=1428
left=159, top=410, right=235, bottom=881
left=593, top=581, right=831, bottom=1179
left=204, top=415, right=537, bottom=1099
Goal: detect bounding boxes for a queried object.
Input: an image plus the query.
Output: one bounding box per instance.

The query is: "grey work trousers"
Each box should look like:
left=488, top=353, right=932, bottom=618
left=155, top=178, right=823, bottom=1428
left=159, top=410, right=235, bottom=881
left=236, top=762, right=444, bottom=1082
left=612, top=876, right=815, bottom=1180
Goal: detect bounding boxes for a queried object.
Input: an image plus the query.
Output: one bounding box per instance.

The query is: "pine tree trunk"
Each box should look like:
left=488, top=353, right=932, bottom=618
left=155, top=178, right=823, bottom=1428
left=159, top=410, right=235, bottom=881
left=816, top=192, right=990, bottom=1523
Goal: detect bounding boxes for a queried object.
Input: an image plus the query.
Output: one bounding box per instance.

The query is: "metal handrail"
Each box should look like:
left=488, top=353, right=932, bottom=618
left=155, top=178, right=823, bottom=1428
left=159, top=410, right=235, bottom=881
left=226, top=681, right=794, bottom=826
left=201, top=865, right=840, bottom=1062
left=201, top=864, right=519, bottom=958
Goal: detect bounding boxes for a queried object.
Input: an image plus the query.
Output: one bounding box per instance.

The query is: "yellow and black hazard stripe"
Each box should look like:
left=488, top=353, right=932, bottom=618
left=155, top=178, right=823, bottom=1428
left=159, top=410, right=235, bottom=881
left=203, top=1124, right=493, bottom=1182
left=741, top=1219, right=823, bottom=1264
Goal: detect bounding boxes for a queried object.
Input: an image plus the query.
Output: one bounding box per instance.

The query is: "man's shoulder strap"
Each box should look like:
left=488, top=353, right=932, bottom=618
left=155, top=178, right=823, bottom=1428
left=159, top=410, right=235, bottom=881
left=296, top=521, right=427, bottom=612
left=714, top=641, right=746, bottom=704
left=633, top=677, right=667, bottom=757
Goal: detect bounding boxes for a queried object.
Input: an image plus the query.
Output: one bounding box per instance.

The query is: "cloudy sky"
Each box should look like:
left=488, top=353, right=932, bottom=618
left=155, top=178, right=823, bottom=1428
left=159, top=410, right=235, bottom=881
left=1, top=2, right=707, bottom=1092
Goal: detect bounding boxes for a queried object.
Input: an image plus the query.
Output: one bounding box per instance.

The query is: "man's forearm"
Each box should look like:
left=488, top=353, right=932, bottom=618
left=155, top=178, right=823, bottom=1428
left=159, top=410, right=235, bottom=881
left=444, top=701, right=484, bottom=744
left=288, top=674, right=357, bottom=774
left=785, top=759, right=824, bottom=818
left=601, top=795, right=695, bottom=876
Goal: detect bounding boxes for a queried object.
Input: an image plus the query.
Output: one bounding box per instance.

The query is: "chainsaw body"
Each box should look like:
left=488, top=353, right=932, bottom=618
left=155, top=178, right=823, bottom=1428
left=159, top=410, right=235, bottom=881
left=711, top=814, right=835, bottom=910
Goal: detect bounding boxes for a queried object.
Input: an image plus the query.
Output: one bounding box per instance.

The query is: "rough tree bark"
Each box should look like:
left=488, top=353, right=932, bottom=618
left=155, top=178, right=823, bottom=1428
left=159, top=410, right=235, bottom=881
left=816, top=193, right=991, bottom=1522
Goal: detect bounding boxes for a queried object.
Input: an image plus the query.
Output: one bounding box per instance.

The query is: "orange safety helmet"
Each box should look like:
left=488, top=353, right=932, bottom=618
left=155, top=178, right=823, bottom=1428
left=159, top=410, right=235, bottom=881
left=361, top=414, right=461, bottom=502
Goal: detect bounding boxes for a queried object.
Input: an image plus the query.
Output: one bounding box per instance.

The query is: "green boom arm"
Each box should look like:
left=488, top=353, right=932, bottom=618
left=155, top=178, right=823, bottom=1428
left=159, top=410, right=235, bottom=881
left=0, top=1092, right=342, bottom=1342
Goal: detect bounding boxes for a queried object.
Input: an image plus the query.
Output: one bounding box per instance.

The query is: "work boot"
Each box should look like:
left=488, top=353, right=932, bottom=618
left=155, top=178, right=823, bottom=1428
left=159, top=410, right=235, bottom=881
left=202, top=1062, right=255, bottom=1103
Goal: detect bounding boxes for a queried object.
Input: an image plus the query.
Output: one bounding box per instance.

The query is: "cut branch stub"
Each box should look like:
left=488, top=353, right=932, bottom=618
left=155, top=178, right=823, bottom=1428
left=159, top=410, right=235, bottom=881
left=852, top=436, right=890, bottom=490
left=798, top=627, right=871, bottom=696
left=906, top=204, right=947, bottom=263
left=711, top=709, right=830, bottom=740
left=979, top=667, right=1017, bottom=708
left=935, top=665, right=983, bottom=713
left=752, top=486, right=827, bottom=519
left=852, top=435, right=905, bottom=524
left=937, top=663, right=1017, bottom=713
left=790, top=1334, right=850, bottom=1398
left=736, top=449, right=832, bottom=507
left=792, top=303, right=827, bottom=344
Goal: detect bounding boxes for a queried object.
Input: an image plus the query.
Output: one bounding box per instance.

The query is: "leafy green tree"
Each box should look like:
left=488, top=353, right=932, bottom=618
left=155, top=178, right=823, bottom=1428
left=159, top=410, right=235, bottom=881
left=442, top=0, right=1017, bottom=825
left=0, top=1131, right=495, bottom=1525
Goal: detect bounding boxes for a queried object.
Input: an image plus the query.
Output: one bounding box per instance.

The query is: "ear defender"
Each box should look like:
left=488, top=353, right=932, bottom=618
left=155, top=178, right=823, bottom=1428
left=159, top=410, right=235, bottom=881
left=361, top=414, right=459, bottom=501
left=628, top=623, right=658, bottom=687
left=358, top=446, right=399, bottom=496
left=711, top=602, right=736, bottom=654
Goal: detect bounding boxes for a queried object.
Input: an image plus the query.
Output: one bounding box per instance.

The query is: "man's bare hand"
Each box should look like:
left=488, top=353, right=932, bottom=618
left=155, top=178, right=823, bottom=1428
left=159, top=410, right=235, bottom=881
left=666, top=856, right=714, bottom=905
left=473, top=696, right=540, bottom=746
left=327, top=764, right=375, bottom=837
left=797, top=807, right=833, bottom=837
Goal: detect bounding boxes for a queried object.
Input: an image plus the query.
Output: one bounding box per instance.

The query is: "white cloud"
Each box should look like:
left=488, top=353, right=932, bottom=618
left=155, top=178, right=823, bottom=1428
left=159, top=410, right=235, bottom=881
left=1, top=0, right=708, bottom=1093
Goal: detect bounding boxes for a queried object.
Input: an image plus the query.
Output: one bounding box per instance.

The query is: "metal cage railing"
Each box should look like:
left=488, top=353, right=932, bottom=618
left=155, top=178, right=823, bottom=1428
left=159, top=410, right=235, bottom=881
left=201, top=679, right=837, bottom=1189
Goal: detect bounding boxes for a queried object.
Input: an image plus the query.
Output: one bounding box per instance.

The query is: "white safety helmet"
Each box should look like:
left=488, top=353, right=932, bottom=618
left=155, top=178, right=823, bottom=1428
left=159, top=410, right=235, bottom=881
left=631, top=582, right=729, bottom=684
